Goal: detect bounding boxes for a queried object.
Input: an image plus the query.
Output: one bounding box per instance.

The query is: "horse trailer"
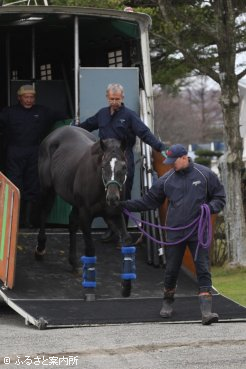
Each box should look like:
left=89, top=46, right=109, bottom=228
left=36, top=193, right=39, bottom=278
left=0, top=2, right=168, bottom=328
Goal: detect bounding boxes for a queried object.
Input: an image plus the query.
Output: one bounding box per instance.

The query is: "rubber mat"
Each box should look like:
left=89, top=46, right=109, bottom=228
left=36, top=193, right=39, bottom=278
left=8, top=295, right=246, bottom=328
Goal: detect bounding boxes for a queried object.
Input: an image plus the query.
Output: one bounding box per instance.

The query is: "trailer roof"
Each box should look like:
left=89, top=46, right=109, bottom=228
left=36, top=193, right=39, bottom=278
left=0, top=5, right=152, bottom=31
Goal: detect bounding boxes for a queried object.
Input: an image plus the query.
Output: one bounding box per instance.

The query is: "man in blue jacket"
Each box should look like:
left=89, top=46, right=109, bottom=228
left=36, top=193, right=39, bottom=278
left=78, top=83, right=166, bottom=241
left=0, top=84, right=66, bottom=227
left=121, top=144, right=226, bottom=325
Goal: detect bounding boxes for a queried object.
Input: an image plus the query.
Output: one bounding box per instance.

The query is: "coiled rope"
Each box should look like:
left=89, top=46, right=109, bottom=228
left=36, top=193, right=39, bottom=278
left=123, top=204, right=212, bottom=260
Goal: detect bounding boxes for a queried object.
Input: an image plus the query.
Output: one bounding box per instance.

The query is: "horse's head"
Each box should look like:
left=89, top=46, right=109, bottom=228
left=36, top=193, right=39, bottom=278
left=100, top=138, right=127, bottom=207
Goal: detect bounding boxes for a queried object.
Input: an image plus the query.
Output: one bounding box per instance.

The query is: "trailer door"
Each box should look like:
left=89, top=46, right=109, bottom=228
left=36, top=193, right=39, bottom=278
left=80, top=67, right=141, bottom=228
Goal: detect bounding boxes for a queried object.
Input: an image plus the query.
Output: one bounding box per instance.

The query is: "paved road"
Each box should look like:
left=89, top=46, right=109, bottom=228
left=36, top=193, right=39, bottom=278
left=0, top=302, right=245, bottom=369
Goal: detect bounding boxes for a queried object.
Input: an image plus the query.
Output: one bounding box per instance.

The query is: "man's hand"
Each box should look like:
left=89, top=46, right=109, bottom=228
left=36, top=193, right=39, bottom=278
left=161, top=150, right=167, bottom=158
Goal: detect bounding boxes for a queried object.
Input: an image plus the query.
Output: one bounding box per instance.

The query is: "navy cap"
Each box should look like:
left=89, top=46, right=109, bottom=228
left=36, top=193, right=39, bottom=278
left=164, top=144, right=188, bottom=164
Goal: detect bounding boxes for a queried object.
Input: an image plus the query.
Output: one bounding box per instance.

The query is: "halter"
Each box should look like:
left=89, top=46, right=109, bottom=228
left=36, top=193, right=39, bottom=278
left=102, top=176, right=126, bottom=191
left=101, top=155, right=126, bottom=192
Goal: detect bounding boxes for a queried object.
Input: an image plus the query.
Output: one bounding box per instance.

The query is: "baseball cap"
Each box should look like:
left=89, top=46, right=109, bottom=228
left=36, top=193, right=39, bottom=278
left=164, top=144, right=188, bottom=164
left=17, top=85, right=36, bottom=96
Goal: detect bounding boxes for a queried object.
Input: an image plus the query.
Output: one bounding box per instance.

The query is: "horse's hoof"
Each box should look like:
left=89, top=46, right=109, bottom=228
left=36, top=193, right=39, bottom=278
left=121, top=280, right=131, bottom=297
left=34, top=246, right=46, bottom=261
left=83, top=288, right=96, bottom=302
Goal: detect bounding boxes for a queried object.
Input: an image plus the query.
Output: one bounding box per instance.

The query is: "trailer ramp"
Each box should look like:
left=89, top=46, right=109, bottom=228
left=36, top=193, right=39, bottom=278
left=0, top=230, right=245, bottom=329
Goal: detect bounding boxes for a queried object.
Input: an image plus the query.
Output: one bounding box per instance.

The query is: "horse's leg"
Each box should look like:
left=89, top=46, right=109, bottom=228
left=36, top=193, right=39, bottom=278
left=35, top=189, right=56, bottom=260
left=105, top=213, right=135, bottom=298
left=79, top=210, right=96, bottom=301
left=119, top=212, right=132, bottom=245
left=121, top=245, right=136, bottom=297
left=68, top=206, right=80, bottom=273
left=80, top=213, right=95, bottom=257
left=106, top=213, right=132, bottom=247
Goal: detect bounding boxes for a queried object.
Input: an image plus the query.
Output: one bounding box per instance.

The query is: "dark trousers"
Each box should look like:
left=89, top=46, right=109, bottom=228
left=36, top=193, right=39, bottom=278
left=164, top=240, right=212, bottom=293
left=5, top=145, right=40, bottom=202
left=125, top=173, right=134, bottom=201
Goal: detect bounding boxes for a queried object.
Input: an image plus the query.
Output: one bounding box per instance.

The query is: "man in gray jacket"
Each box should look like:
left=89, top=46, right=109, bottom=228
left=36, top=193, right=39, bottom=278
left=121, top=144, right=226, bottom=325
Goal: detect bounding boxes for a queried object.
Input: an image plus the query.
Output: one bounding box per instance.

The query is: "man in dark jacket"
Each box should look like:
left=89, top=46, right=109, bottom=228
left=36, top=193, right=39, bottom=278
left=0, top=84, right=65, bottom=227
left=121, top=144, right=226, bottom=325
left=78, top=83, right=166, bottom=241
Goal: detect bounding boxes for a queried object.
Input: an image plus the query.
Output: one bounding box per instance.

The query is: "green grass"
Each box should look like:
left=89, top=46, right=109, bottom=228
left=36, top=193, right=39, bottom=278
left=211, top=266, right=246, bottom=307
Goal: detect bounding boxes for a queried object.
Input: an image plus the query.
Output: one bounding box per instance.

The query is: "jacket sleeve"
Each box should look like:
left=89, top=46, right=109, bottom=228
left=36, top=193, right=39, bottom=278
left=129, top=112, right=165, bottom=152
left=79, top=112, right=99, bottom=132
left=207, top=171, right=226, bottom=214
left=121, top=177, right=166, bottom=212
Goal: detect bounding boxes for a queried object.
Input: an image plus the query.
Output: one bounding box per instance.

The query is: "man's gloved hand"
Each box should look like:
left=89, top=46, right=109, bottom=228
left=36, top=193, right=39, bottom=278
left=161, top=145, right=170, bottom=162
left=160, top=143, right=170, bottom=158
left=161, top=150, right=167, bottom=159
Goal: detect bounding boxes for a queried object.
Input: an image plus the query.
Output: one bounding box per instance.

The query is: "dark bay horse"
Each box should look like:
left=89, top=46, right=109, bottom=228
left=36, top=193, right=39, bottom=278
left=35, top=126, right=132, bottom=298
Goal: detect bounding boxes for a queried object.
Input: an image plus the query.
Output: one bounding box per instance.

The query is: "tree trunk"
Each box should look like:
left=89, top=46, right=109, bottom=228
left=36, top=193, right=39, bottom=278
left=219, top=87, right=246, bottom=265
left=217, top=0, right=246, bottom=265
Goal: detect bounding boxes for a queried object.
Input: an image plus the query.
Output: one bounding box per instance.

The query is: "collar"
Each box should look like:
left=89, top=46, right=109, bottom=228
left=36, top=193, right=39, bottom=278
left=109, top=103, right=124, bottom=115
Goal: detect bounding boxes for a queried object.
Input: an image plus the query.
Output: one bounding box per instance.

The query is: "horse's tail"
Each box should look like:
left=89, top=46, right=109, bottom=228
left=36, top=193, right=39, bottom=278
left=38, top=137, right=58, bottom=191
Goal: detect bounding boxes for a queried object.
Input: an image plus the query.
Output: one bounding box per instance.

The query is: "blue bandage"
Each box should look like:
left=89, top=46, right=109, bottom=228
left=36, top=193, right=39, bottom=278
left=121, top=246, right=136, bottom=280
left=81, top=256, right=97, bottom=288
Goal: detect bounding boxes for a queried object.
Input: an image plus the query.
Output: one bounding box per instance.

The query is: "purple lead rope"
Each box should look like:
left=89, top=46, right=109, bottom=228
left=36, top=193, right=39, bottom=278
left=123, top=204, right=212, bottom=260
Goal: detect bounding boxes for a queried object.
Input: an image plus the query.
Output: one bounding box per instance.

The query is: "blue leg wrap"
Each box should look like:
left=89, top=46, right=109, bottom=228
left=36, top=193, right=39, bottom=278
left=81, top=256, right=97, bottom=288
left=121, top=246, right=136, bottom=280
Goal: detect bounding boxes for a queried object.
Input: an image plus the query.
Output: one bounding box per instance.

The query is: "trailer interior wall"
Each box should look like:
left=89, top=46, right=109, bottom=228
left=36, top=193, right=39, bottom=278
left=0, top=6, right=152, bottom=167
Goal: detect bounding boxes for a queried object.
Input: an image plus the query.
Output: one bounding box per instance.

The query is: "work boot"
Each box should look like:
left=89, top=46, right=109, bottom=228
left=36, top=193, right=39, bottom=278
left=160, top=289, right=175, bottom=318
left=199, top=293, right=219, bottom=325
left=101, top=229, right=116, bottom=243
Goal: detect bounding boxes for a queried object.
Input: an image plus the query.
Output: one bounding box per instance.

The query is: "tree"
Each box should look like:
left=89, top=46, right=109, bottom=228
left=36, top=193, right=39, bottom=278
left=151, top=0, right=246, bottom=265
left=154, top=90, right=196, bottom=144
left=154, top=85, right=223, bottom=145
left=154, top=90, right=199, bottom=144
left=183, top=77, right=223, bottom=142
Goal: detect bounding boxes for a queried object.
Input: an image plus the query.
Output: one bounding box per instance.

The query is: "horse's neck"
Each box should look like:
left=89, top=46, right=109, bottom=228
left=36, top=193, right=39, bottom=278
left=91, top=140, right=102, bottom=156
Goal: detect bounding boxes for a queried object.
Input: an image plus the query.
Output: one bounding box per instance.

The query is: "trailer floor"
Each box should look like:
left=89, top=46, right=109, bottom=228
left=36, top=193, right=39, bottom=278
left=0, top=229, right=245, bottom=328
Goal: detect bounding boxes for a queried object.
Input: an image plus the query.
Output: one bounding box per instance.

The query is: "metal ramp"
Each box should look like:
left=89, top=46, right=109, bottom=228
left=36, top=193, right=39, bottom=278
left=1, top=230, right=245, bottom=329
